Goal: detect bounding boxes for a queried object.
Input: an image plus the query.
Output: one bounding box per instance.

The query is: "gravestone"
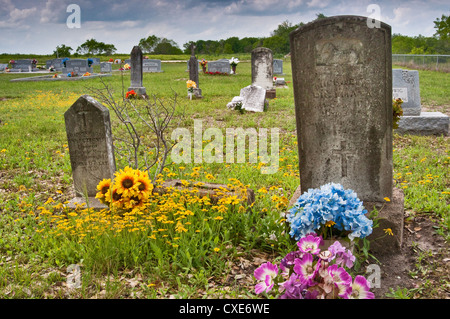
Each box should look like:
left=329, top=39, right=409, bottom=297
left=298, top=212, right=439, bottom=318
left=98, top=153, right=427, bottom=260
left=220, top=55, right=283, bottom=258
left=63, top=59, right=93, bottom=74
left=290, top=15, right=403, bottom=253
left=393, top=69, right=449, bottom=136
left=252, top=47, right=273, bottom=90
left=208, top=59, right=231, bottom=73
left=188, top=44, right=202, bottom=98
left=64, top=95, right=116, bottom=209
left=100, top=62, right=112, bottom=73
left=10, top=59, right=36, bottom=72
left=90, top=57, right=101, bottom=65
left=128, top=46, right=146, bottom=96
left=143, top=59, right=163, bottom=72
left=0, top=64, right=7, bottom=71
left=392, top=69, right=421, bottom=116
left=227, top=85, right=267, bottom=112
left=46, top=58, right=65, bottom=71
left=273, top=59, right=284, bottom=75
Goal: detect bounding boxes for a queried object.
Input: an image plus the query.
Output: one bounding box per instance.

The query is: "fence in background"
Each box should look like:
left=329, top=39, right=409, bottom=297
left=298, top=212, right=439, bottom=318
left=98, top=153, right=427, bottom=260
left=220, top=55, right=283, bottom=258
left=393, top=54, right=450, bottom=72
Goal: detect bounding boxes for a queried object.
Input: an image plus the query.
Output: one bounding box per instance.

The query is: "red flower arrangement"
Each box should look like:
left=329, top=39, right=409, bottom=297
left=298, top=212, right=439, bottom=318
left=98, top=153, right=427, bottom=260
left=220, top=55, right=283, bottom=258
left=126, top=90, right=137, bottom=99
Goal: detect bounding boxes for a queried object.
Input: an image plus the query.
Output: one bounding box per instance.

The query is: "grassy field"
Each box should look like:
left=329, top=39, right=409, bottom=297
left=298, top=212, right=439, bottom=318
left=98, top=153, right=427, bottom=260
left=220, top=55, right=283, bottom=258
left=0, top=60, right=448, bottom=299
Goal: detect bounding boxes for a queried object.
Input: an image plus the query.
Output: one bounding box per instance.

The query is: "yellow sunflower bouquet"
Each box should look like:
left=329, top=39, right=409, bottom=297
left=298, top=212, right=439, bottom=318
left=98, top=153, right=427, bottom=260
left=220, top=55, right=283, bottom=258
left=96, top=166, right=154, bottom=212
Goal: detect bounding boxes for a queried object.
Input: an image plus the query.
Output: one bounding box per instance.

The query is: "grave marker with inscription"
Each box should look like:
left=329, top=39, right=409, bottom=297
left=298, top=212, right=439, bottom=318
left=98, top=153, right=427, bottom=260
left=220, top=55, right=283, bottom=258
left=63, top=59, right=93, bottom=74
left=64, top=95, right=116, bottom=208
left=392, top=69, right=420, bottom=116
left=143, top=59, right=163, bottom=72
left=273, top=59, right=284, bottom=74
left=290, top=15, right=393, bottom=203
left=100, top=62, right=112, bottom=73
left=208, top=59, right=231, bottom=74
left=252, top=47, right=273, bottom=90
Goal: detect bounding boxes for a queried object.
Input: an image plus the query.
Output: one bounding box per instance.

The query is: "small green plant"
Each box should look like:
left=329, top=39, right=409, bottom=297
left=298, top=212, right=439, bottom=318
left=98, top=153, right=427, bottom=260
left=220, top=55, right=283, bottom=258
left=393, top=98, right=404, bottom=129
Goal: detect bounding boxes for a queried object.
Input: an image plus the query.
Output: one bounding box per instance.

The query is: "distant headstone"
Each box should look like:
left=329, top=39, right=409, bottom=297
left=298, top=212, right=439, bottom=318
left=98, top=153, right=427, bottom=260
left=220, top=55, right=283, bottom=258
left=90, top=57, right=101, bottom=65
left=46, top=58, right=65, bottom=71
left=188, top=45, right=202, bottom=98
left=10, top=59, right=36, bottom=72
left=208, top=59, right=231, bottom=73
left=0, top=64, right=7, bottom=71
left=228, top=85, right=267, bottom=113
left=100, top=62, right=112, bottom=73
left=64, top=95, right=116, bottom=207
left=273, top=59, right=284, bottom=74
left=128, top=46, right=146, bottom=95
left=143, top=59, right=163, bottom=72
left=290, top=15, right=393, bottom=203
left=252, top=47, right=273, bottom=90
left=63, top=59, right=93, bottom=74
left=393, top=68, right=449, bottom=136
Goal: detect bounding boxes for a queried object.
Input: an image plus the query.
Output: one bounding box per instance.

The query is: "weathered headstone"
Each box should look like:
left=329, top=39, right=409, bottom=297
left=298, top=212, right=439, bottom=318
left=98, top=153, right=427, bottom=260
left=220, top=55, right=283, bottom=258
left=63, top=59, right=93, bottom=74
left=90, top=57, right=101, bottom=65
left=208, top=59, right=231, bottom=73
left=143, top=59, right=163, bottom=72
left=0, top=64, right=7, bottom=71
left=290, top=15, right=403, bottom=253
left=273, top=59, right=284, bottom=74
left=128, top=46, right=146, bottom=96
left=393, top=69, right=449, bottom=136
left=100, top=62, right=112, bottom=73
left=290, top=15, right=394, bottom=202
left=188, top=44, right=202, bottom=98
left=64, top=95, right=116, bottom=208
left=252, top=47, right=273, bottom=90
left=227, top=85, right=267, bottom=112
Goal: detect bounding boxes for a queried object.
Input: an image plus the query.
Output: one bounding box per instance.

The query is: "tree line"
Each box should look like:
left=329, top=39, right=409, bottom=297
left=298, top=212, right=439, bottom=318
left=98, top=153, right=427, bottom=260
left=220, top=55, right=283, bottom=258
left=53, top=14, right=449, bottom=57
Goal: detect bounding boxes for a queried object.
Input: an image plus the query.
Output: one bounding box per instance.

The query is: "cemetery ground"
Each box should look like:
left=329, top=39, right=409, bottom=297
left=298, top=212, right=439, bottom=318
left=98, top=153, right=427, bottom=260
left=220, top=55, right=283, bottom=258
left=0, top=59, right=448, bottom=299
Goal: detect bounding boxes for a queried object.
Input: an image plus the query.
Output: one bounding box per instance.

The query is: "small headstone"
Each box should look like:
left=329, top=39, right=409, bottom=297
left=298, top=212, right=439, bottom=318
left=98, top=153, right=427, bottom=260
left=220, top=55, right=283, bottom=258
left=63, top=59, right=93, bottom=74
left=208, top=59, right=231, bottom=74
left=128, top=46, right=146, bottom=96
left=392, top=69, right=421, bottom=116
left=234, top=85, right=267, bottom=113
left=252, top=47, right=273, bottom=90
left=143, top=59, right=163, bottom=72
left=273, top=59, right=284, bottom=74
left=0, top=64, right=7, bottom=71
left=64, top=95, right=116, bottom=208
left=100, top=62, right=112, bottom=73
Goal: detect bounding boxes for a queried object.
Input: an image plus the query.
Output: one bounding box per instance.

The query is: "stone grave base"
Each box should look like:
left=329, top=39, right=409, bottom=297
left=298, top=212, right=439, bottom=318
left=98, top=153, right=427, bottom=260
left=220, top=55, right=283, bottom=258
left=65, top=197, right=108, bottom=211
left=10, top=73, right=112, bottom=82
left=128, top=86, right=147, bottom=96
left=396, top=112, right=449, bottom=136
left=288, top=186, right=405, bottom=255
left=155, top=179, right=255, bottom=205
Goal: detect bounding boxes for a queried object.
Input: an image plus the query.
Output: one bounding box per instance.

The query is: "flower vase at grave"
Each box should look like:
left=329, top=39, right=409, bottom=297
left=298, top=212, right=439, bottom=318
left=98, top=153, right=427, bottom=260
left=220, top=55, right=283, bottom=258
left=202, top=66, right=206, bottom=73
left=232, top=65, right=237, bottom=74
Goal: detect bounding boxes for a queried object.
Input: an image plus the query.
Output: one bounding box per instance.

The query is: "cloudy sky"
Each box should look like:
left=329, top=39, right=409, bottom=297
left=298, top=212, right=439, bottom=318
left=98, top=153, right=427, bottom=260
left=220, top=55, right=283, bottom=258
left=0, top=0, right=448, bottom=55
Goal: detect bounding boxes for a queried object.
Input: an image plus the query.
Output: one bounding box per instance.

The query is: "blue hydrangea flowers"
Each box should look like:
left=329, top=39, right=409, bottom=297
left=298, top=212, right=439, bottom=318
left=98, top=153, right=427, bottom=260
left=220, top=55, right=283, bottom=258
left=287, top=183, right=373, bottom=241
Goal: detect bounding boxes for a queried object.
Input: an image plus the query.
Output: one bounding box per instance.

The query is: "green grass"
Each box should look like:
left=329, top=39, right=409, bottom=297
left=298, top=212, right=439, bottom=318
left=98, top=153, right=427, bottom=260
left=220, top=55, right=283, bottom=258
left=0, top=60, right=448, bottom=299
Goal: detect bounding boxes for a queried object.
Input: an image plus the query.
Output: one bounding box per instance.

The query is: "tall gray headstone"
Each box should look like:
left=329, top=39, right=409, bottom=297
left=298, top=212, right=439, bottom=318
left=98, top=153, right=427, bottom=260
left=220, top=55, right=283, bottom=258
left=128, top=46, right=146, bottom=95
left=290, top=15, right=393, bottom=203
left=64, top=95, right=116, bottom=205
left=252, top=47, right=273, bottom=90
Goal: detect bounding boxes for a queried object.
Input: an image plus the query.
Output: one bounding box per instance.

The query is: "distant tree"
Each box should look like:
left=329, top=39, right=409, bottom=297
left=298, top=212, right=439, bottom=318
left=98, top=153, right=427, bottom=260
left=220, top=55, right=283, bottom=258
left=53, top=44, right=72, bottom=57
left=153, top=38, right=183, bottom=54
left=434, top=14, right=450, bottom=40
left=76, top=39, right=116, bottom=55
left=139, top=35, right=160, bottom=54
left=315, top=13, right=327, bottom=20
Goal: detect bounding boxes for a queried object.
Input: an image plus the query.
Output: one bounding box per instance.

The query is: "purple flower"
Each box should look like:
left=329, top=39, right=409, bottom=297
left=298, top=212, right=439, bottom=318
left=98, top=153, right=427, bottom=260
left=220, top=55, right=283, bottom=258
left=280, top=273, right=305, bottom=299
left=254, top=262, right=278, bottom=294
left=349, top=275, right=375, bottom=299
left=297, top=234, right=323, bottom=255
left=280, top=250, right=304, bottom=269
left=328, top=241, right=356, bottom=268
left=327, top=264, right=352, bottom=298
left=293, top=253, right=320, bottom=285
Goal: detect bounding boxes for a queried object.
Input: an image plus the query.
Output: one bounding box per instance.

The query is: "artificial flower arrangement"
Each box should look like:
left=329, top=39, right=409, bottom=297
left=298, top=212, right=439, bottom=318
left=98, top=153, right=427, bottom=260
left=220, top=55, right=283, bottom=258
left=199, top=59, right=208, bottom=67
left=31, top=59, right=38, bottom=65
left=123, top=63, right=131, bottom=70
left=82, top=72, right=91, bottom=77
left=52, top=73, right=59, bottom=78
left=229, top=57, right=239, bottom=66
left=393, top=98, right=404, bottom=130
left=96, top=166, right=153, bottom=212
left=9, top=60, right=15, bottom=65
left=62, top=58, right=70, bottom=67
left=87, top=58, right=94, bottom=67
left=125, top=90, right=137, bottom=99
left=254, top=233, right=375, bottom=299
left=287, top=183, right=373, bottom=243
left=186, top=80, right=196, bottom=93
left=67, top=71, right=77, bottom=77
left=205, top=71, right=229, bottom=76
left=109, top=58, right=114, bottom=62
